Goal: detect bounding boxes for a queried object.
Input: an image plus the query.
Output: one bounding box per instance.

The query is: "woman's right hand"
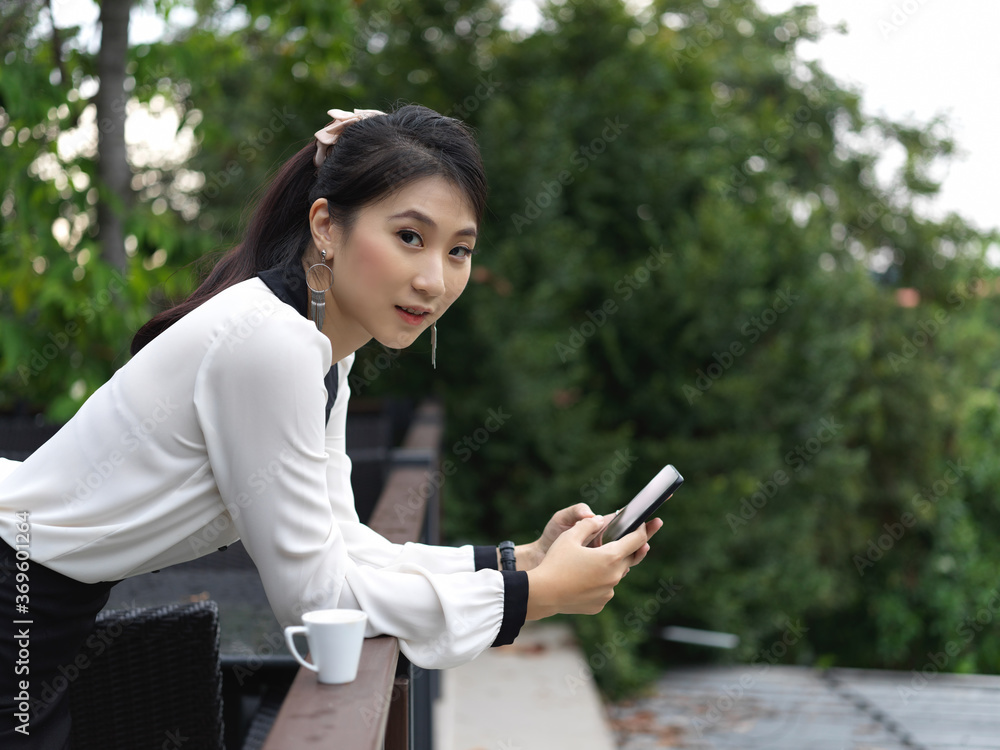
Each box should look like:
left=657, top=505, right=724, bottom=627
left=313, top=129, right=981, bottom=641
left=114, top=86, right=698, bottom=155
left=524, top=515, right=663, bottom=620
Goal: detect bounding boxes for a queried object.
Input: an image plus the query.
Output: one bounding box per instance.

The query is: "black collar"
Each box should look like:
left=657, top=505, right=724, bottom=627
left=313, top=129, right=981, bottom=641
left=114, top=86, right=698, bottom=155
left=258, top=257, right=309, bottom=317
left=258, top=259, right=339, bottom=424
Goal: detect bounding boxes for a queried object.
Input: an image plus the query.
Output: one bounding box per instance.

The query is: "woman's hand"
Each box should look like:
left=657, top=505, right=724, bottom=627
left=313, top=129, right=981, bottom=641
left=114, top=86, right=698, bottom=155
left=525, top=515, right=663, bottom=620
left=514, top=502, right=597, bottom=571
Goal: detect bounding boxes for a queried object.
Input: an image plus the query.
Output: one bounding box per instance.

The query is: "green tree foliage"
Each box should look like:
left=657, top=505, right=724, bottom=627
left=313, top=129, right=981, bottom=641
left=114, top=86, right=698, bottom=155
left=0, top=0, right=354, bottom=419
left=342, top=0, right=1000, bottom=693
left=3, top=1, right=187, bottom=417
left=4, top=0, right=999, bottom=697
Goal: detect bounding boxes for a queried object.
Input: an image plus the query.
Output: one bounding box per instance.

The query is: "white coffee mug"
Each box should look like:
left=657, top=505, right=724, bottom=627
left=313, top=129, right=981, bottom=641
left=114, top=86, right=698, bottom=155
left=284, top=609, right=368, bottom=684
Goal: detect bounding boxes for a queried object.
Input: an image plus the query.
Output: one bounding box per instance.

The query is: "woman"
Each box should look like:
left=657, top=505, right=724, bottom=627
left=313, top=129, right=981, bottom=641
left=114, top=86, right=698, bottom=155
left=0, top=104, right=661, bottom=747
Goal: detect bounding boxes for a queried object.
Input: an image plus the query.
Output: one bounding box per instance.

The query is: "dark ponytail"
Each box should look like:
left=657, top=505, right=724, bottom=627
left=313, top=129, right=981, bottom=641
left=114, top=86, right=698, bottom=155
left=130, top=104, right=487, bottom=355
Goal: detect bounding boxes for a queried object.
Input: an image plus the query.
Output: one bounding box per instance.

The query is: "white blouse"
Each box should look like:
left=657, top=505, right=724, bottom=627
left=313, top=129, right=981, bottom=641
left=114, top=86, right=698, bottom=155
left=0, top=271, right=525, bottom=669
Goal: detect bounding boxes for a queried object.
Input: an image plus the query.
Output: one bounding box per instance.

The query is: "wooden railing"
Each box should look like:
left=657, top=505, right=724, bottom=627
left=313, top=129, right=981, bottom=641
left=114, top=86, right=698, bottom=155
left=261, top=399, right=443, bottom=750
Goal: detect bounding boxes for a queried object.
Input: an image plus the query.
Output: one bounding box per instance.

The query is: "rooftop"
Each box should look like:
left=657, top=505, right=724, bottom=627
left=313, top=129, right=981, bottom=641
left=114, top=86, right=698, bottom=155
left=438, top=623, right=1000, bottom=750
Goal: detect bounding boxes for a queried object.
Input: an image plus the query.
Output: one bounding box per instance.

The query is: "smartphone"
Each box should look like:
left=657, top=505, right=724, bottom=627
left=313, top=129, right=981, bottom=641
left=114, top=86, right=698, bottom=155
left=598, top=464, right=683, bottom=544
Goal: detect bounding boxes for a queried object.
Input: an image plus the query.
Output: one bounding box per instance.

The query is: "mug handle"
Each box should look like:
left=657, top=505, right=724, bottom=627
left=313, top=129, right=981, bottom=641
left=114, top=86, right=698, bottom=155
left=284, top=625, right=318, bottom=673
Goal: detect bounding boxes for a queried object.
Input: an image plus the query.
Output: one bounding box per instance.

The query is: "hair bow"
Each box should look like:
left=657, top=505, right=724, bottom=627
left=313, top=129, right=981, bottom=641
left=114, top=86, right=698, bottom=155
left=313, top=108, right=385, bottom=167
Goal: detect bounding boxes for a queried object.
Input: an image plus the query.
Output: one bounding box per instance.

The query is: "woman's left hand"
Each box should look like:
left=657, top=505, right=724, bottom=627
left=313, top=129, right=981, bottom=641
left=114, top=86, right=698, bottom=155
left=516, top=503, right=597, bottom=570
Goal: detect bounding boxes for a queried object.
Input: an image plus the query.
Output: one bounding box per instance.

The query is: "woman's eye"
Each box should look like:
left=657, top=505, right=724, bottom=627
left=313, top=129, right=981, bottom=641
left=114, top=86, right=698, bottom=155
left=451, top=246, right=475, bottom=259
left=398, top=230, right=422, bottom=246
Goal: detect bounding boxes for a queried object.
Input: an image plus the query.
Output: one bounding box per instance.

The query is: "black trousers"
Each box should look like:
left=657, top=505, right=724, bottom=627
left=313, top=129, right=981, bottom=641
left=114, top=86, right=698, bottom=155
left=0, top=539, right=116, bottom=749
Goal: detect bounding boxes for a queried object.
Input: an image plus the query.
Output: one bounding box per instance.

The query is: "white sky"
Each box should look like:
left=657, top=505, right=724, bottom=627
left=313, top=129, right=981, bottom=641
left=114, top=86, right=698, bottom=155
left=54, top=1, right=998, bottom=236
left=755, top=0, right=1000, bottom=235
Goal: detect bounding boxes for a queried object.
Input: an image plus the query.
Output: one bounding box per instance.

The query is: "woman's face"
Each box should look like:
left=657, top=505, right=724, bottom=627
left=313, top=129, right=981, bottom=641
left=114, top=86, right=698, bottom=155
left=309, top=175, right=478, bottom=360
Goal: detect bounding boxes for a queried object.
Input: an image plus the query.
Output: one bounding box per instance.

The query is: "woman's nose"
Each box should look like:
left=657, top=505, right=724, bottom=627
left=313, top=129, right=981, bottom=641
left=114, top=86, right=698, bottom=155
left=412, top=257, right=446, bottom=297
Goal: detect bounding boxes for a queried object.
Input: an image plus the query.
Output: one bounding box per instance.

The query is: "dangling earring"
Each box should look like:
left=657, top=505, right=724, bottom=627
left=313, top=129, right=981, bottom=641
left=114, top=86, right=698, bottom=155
left=307, top=249, right=334, bottom=332
left=430, top=322, right=437, bottom=369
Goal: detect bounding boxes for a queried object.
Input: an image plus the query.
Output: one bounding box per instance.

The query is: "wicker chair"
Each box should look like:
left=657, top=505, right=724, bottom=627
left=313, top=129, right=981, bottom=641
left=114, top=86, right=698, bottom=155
left=68, top=600, right=226, bottom=750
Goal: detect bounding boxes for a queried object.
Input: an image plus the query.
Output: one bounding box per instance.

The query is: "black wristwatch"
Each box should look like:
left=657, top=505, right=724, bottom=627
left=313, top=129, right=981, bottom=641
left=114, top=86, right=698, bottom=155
left=498, top=540, right=516, bottom=571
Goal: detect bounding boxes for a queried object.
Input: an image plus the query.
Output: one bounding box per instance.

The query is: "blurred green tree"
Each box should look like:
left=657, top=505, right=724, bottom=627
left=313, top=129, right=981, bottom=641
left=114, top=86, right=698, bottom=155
left=342, top=0, right=1000, bottom=693
left=3, top=0, right=999, bottom=697
left=0, top=0, right=354, bottom=419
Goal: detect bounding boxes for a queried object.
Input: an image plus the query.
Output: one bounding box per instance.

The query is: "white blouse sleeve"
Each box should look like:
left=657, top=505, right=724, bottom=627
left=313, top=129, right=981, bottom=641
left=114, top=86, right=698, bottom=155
left=0, top=458, right=20, bottom=485
left=193, top=312, right=521, bottom=668
left=322, top=355, right=490, bottom=574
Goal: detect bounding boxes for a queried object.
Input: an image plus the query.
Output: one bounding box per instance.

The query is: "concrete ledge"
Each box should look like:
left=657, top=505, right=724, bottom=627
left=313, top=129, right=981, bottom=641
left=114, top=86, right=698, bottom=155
left=435, top=622, right=616, bottom=750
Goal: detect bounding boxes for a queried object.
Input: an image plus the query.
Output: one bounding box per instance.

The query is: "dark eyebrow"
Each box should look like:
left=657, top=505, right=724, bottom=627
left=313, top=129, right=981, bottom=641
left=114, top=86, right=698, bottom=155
left=388, top=209, right=478, bottom=239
